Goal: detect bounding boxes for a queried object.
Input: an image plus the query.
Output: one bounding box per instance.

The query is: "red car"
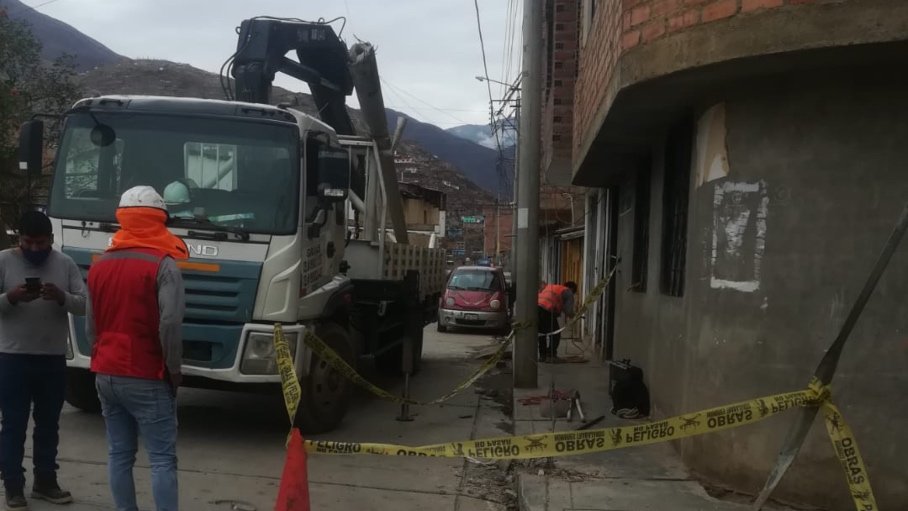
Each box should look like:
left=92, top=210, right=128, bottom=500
left=437, top=266, right=510, bottom=334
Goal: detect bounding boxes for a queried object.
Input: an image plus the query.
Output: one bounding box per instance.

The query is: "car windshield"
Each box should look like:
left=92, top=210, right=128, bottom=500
left=49, top=112, right=300, bottom=235
left=448, top=269, right=500, bottom=291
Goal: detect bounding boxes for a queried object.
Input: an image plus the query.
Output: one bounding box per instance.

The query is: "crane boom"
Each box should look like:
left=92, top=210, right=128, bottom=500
left=230, top=17, right=408, bottom=242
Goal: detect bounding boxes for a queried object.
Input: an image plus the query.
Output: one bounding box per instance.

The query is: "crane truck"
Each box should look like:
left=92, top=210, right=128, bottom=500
left=17, top=17, right=445, bottom=433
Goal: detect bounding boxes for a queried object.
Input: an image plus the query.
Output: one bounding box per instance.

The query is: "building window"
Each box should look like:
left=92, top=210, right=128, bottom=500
left=631, top=160, right=651, bottom=292
left=660, top=119, right=693, bottom=297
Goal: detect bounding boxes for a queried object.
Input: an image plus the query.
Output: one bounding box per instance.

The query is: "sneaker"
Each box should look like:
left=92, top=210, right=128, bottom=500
left=4, top=490, right=28, bottom=510
left=31, top=477, right=72, bottom=505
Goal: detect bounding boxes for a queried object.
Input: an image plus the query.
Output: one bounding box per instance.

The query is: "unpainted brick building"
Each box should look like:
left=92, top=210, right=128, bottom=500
left=543, top=0, right=908, bottom=508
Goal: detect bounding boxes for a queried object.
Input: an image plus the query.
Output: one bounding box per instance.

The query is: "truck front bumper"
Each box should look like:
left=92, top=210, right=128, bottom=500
left=66, top=320, right=310, bottom=384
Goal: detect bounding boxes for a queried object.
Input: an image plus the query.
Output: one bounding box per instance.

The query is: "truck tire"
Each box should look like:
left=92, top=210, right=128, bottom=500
left=436, top=322, right=447, bottom=333
left=65, top=368, right=101, bottom=413
left=295, top=323, right=355, bottom=434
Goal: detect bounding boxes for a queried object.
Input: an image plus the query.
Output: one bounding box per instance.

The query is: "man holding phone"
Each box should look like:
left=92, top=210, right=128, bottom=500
left=0, top=211, right=86, bottom=509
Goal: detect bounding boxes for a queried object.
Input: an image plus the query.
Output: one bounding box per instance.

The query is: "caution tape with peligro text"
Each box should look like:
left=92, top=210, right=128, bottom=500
left=273, top=265, right=878, bottom=510
left=303, top=387, right=819, bottom=459
left=299, top=380, right=878, bottom=510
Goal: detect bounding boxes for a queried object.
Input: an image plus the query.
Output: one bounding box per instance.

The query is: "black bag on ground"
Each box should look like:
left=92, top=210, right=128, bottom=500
left=608, top=360, right=650, bottom=419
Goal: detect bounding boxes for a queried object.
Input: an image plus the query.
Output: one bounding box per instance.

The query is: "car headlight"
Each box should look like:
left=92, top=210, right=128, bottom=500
left=489, top=299, right=501, bottom=311
left=445, top=297, right=455, bottom=307
left=240, top=331, right=298, bottom=375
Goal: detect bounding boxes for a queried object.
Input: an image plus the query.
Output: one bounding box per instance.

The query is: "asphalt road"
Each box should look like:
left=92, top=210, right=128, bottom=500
left=17, top=326, right=513, bottom=511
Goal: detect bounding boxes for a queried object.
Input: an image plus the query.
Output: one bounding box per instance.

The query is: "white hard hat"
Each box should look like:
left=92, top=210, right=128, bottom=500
left=163, top=179, right=197, bottom=206
left=119, top=185, right=167, bottom=211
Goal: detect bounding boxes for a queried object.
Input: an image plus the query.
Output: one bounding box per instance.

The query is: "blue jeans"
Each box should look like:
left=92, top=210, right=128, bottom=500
left=0, top=354, right=66, bottom=492
left=95, top=375, right=178, bottom=511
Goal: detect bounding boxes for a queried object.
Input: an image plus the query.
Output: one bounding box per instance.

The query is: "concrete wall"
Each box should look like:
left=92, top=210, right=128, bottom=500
left=606, top=76, right=908, bottom=509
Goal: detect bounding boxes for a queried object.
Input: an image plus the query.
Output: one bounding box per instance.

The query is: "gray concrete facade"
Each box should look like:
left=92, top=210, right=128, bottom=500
left=589, top=73, right=908, bottom=509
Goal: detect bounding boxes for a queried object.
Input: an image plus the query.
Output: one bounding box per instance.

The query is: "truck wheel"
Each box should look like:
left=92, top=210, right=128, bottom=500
left=295, top=323, right=355, bottom=434
left=436, top=322, right=447, bottom=333
left=65, top=368, right=101, bottom=413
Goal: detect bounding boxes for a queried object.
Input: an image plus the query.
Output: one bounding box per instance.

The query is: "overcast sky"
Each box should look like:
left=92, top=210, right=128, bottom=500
left=27, top=0, right=524, bottom=129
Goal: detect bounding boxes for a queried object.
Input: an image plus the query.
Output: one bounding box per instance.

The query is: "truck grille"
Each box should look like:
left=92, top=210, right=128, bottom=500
left=66, top=248, right=263, bottom=370
left=183, top=272, right=257, bottom=324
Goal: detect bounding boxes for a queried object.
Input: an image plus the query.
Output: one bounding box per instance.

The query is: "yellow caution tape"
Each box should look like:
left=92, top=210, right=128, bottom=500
left=822, top=401, right=878, bottom=510
left=568, top=265, right=619, bottom=325
left=301, top=329, right=510, bottom=406
left=274, top=324, right=301, bottom=423
left=303, top=388, right=821, bottom=459
left=284, top=270, right=619, bottom=408
left=275, top=267, right=877, bottom=511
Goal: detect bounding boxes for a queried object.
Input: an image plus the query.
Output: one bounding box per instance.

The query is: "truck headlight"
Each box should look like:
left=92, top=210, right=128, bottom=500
left=240, top=331, right=298, bottom=375
left=489, top=299, right=501, bottom=311
left=445, top=297, right=455, bottom=307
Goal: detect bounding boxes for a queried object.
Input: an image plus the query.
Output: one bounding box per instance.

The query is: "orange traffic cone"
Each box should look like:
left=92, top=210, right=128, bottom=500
left=275, top=429, right=311, bottom=511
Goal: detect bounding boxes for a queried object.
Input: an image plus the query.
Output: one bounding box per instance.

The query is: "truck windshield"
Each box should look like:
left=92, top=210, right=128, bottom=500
left=49, top=112, right=300, bottom=235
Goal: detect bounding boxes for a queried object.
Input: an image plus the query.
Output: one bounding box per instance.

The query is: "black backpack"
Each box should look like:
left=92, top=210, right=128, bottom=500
left=609, top=360, right=650, bottom=418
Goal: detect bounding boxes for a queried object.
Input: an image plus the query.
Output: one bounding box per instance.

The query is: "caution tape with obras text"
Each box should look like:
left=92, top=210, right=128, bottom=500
left=304, top=386, right=818, bottom=459
left=274, top=288, right=878, bottom=509
left=302, top=378, right=878, bottom=511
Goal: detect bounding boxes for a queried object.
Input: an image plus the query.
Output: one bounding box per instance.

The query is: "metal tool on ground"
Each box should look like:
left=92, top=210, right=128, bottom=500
left=573, top=390, right=586, bottom=422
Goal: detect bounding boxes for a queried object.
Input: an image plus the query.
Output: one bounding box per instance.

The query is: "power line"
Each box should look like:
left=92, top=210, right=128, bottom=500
left=473, top=0, right=505, bottom=201
left=380, top=77, right=473, bottom=126
left=500, top=0, right=520, bottom=99
left=7, top=0, right=64, bottom=15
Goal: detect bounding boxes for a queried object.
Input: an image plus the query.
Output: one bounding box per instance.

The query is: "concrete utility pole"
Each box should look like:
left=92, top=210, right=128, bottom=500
left=513, top=0, right=542, bottom=389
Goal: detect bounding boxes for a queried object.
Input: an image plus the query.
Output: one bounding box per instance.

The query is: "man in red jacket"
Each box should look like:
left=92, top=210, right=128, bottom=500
left=87, top=186, right=187, bottom=511
left=537, top=281, right=577, bottom=362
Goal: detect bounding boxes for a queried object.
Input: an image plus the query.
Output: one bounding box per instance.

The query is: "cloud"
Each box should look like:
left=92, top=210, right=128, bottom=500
left=32, top=0, right=523, bottom=128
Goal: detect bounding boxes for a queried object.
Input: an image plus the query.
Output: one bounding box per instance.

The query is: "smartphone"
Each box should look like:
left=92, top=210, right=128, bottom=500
left=25, top=277, right=41, bottom=294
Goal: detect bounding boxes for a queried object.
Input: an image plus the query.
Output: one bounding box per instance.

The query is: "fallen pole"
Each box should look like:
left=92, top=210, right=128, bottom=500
left=752, top=203, right=908, bottom=510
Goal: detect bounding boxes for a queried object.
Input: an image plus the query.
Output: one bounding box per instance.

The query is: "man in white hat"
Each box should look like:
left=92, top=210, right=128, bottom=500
left=86, top=186, right=187, bottom=511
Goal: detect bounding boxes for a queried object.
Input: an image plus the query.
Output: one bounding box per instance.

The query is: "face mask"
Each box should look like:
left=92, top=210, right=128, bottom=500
left=22, top=247, right=52, bottom=266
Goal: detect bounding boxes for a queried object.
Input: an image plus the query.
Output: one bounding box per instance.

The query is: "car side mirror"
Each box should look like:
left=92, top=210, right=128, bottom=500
left=317, top=147, right=350, bottom=203
left=18, top=120, right=44, bottom=176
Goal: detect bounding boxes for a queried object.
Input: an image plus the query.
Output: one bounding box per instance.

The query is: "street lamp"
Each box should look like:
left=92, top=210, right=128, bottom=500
left=476, top=75, right=522, bottom=268
left=475, top=75, right=522, bottom=91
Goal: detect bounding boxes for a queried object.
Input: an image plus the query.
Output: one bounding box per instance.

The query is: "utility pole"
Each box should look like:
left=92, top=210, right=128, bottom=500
left=495, top=201, right=501, bottom=264
left=514, top=0, right=542, bottom=389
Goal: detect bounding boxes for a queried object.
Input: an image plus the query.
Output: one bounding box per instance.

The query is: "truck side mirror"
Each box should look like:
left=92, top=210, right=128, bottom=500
left=317, top=147, right=350, bottom=202
left=18, top=120, right=44, bottom=176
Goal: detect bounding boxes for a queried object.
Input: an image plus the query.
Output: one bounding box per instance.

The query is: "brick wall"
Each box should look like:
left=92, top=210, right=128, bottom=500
left=482, top=206, right=514, bottom=258
left=573, top=0, right=829, bottom=163
left=542, top=0, right=581, bottom=181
